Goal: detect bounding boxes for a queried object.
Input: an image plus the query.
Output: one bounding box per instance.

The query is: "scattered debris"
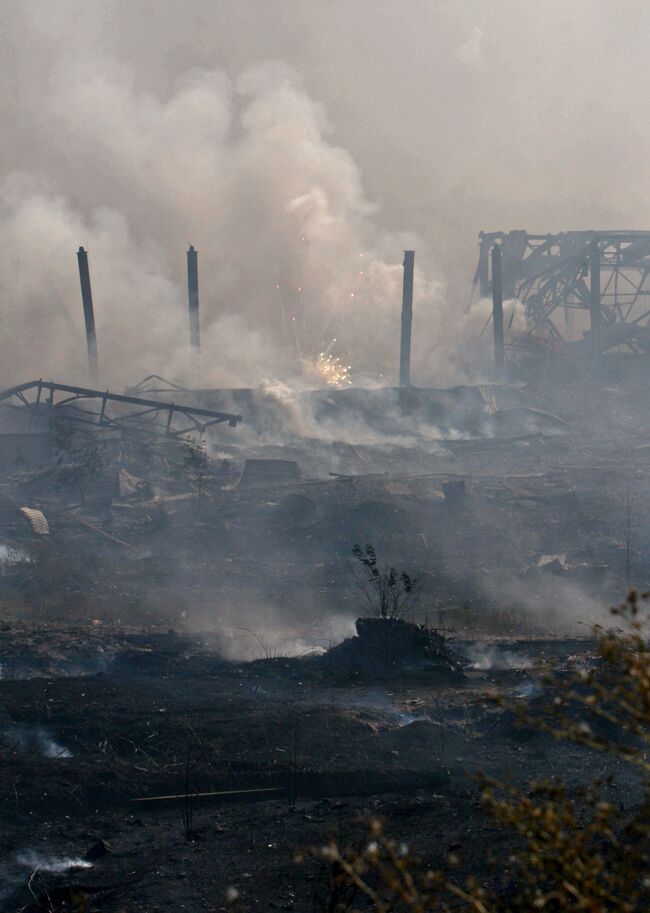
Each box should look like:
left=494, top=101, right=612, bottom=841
left=118, top=469, right=152, bottom=501
left=131, top=787, right=283, bottom=806
left=236, top=459, right=302, bottom=489
left=84, top=840, right=112, bottom=862
left=537, top=553, right=571, bottom=572
left=17, top=508, right=49, bottom=537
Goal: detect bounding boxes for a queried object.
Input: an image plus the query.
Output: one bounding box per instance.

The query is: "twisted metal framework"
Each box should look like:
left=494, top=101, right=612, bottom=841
left=475, top=231, right=650, bottom=353
left=0, top=380, right=242, bottom=438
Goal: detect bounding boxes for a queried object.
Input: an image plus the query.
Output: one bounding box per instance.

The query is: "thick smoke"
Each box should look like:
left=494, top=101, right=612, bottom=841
left=3, top=2, right=589, bottom=391
left=3, top=1, right=639, bottom=392
left=0, top=48, right=459, bottom=389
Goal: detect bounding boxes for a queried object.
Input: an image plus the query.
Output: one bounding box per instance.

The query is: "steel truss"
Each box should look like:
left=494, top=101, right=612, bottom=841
left=0, top=380, right=242, bottom=438
left=475, top=231, right=650, bottom=353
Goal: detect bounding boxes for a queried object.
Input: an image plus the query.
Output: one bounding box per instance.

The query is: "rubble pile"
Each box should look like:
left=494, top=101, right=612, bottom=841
left=323, top=616, right=465, bottom=679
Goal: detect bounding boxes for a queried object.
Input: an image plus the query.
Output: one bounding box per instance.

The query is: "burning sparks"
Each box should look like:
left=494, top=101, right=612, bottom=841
left=315, top=352, right=352, bottom=386
left=302, top=351, right=352, bottom=387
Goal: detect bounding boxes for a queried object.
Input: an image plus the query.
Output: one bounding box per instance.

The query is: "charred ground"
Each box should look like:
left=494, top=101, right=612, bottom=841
left=0, top=377, right=647, bottom=910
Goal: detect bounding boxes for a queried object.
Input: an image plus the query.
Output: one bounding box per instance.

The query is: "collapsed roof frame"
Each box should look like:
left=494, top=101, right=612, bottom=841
left=475, top=231, right=650, bottom=353
left=0, top=380, right=242, bottom=439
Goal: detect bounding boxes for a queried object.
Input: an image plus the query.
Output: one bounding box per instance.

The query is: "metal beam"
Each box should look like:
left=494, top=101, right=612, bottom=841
left=0, top=380, right=242, bottom=438
left=491, top=243, right=505, bottom=374
left=589, top=240, right=601, bottom=358
left=187, top=244, right=201, bottom=355
left=76, top=247, right=99, bottom=381
left=399, top=250, right=415, bottom=387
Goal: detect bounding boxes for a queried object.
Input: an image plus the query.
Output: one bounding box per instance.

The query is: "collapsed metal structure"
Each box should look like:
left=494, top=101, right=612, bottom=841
left=476, top=231, right=650, bottom=355
left=0, top=380, right=242, bottom=439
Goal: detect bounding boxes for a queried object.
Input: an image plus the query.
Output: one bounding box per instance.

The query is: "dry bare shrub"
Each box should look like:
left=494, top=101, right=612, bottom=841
left=352, top=544, right=418, bottom=620
left=301, top=592, right=650, bottom=912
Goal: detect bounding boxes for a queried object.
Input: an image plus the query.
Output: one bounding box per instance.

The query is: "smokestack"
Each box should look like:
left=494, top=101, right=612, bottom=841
left=491, top=243, right=505, bottom=375
left=76, top=247, right=98, bottom=381
left=187, top=244, right=200, bottom=355
left=589, top=240, right=601, bottom=359
left=399, top=250, right=415, bottom=387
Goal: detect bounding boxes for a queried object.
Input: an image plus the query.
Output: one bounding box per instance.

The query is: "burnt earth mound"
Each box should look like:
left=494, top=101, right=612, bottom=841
left=322, top=616, right=465, bottom=680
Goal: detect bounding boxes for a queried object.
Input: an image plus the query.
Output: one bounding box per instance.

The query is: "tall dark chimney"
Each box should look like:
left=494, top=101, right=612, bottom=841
left=76, top=247, right=98, bottom=381
left=589, top=240, right=601, bottom=359
left=491, top=243, right=505, bottom=375
left=187, top=245, right=200, bottom=355
left=399, top=250, right=415, bottom=387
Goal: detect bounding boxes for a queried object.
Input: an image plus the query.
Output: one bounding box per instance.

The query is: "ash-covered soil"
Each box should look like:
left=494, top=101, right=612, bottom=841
left=0, top=623, right=628, bottom=912
left=0, top=377, right=647, bottom=909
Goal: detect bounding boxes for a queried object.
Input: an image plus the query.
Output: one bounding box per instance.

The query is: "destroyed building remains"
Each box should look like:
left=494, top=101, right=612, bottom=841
left=477, top=230, right=650, bottom=378
left=1, top=227, right=649, bottom=910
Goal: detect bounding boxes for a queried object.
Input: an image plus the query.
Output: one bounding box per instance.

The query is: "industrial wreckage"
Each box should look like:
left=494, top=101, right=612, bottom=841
left=1, top=228, right=648, bottom=585
left=2, top=233, right=650, bottom=910
left=476, top=229, right=650, bottom=370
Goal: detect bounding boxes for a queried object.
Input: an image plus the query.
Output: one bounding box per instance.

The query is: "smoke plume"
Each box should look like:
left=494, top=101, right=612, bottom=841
left=0, top=49, right=456, bottom=389
left=6, top=2, right=597, bottom=390
left=1, top=2, right=646, bottom=389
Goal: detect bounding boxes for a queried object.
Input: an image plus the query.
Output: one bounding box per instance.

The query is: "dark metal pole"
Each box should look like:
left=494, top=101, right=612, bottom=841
left=76, top=247, right=98, bottom=381
left=478, top=232, right=491, bottom=297
left=491, top=243, right=505, bottom=375
left=187, top=245, right=200, bottom=355
left=399, top=250, right=415, bottom=387
left=589, top=240, right=601, bottom=360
